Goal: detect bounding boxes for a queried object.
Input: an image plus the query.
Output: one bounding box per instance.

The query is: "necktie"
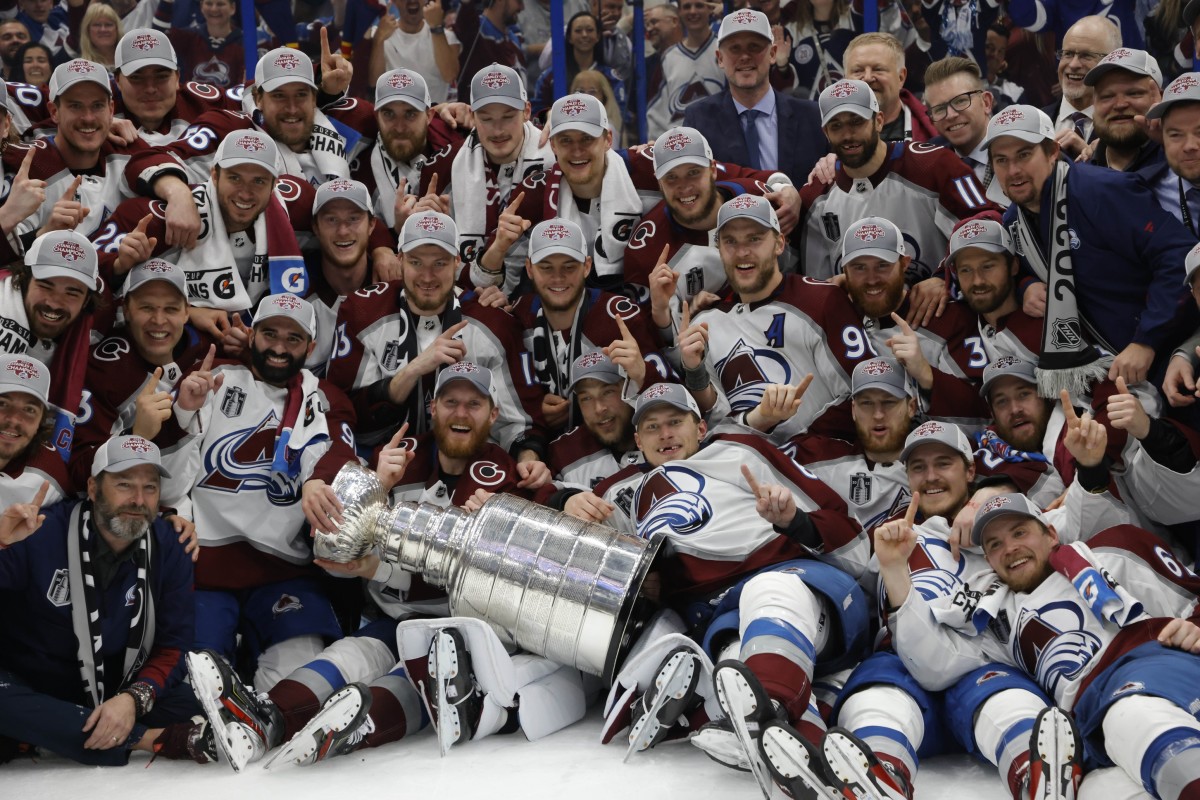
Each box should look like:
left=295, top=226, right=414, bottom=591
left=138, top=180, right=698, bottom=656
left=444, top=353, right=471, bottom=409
left=1068, top=110, right=1089, bottom=141
left=741, top=109, right=763, bottom=171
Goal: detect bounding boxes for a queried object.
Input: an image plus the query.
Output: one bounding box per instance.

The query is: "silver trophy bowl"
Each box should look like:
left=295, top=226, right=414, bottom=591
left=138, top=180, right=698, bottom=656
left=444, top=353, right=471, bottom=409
left=318, top=463, right=662, bottom=682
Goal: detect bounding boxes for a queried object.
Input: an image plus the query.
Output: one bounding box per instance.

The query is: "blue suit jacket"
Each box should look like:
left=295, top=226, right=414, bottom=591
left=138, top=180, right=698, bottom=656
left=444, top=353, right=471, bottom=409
left=683, top=90, right=829, bottom=188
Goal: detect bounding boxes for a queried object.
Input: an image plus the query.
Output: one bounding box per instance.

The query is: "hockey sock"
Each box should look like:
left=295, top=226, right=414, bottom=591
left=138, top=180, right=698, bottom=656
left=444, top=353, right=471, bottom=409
left=838, top=686, right=923, bottom=784
left=254, top=636, right=325, bottom=692
left=361, top=666, right=430, bottom=748
left=1102, top=694, right=1200, bottom=800
left=972, top=688, right=1046, bottom=800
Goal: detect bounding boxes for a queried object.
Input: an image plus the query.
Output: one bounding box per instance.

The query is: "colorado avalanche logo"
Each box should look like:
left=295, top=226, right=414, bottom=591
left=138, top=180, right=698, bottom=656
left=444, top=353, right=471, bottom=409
left=387, top=72, right=414, bottom=89
left=1016, top=602, right=1103, bottom=697
left=994, top=108, right=1025, bottom=126
left=560, top=98, right=588, bottom=117
left=663, top=132, right=692, bottom=151
left=635, top=466, right=714, bottom=539
left=731, top=9, right=757, bottom=24
left=132, top=33, right=159, bottom=51
left=52, top=240, right=85, bottom=261
left=6, top=359, right=39, bottom=380
left=862, top=359, right=893, bottom=376
left=481, top=71, right=509, bottom=90
left=200, top=411, right=303, bottom=505
left=829, top=81, right=857, bottom=99
left=67, top=60, right=96, bottom=73
left=1171, top=75, right=1200, bottom=94
left=273, top=52, right=301, bottom=71
left=236, top=134, right=266, bottom=152
left=541, top=223, right=570, bottom=240
left=144, top=260, right=173, bottom=273
left=728, top=195, right=759, bottom=211
left=912, top=420, right=945, bottom=437
left=715, top=338, right=792, bottom=411
left=854, top=224, right=886, bottom=242
left=417, top=215, right=444, bottom=232
left=980, top=495, right=1013, bottom=514
left=122, top=437, right=154, bottom=454
left=957, top=221, right=988, bottom=240
left=1101, top=49, right=1132, bottom=63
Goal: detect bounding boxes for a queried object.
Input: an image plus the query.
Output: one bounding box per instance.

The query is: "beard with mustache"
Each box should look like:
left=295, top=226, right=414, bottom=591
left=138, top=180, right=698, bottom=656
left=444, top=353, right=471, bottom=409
left=94, top=487, right=154, bottom=542
left=434, top=414, right=492, bottom=460
left=251, top=346, right=305, bottom=385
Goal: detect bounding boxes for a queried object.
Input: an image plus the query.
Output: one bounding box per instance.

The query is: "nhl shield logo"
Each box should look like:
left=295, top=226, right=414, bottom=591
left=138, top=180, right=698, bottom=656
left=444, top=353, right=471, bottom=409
left=849, top=473, right=872, bottom=506
left=1051, top=318, right=1082, bottom=349
left=221, top=386, right=246, bottom=417
left=829, top=81, right=856, bottom=99
left=481, top=70, right=509, bottom=90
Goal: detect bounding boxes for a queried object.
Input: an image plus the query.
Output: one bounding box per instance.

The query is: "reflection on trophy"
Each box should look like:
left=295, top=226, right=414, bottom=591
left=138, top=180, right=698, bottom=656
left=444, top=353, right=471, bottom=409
left=314, top=463, right=662, bottom=682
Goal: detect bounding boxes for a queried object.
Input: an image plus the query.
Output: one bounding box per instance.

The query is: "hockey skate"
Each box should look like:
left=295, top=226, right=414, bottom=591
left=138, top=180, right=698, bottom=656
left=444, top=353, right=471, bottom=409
left=264, top=683, right=374, bottom=769
left=756, top=720, right=847, bottom=800
left=820, top=727, right=913, bottom=800
left=424, top=627, right=485, bottom=757
left=1027, top=707, right=1083, bottom=800
left=186, top=649, right=282, bottom=772
left=624, top=646, right=703, bottom=761
left=707, top=660, right=782, bottom=799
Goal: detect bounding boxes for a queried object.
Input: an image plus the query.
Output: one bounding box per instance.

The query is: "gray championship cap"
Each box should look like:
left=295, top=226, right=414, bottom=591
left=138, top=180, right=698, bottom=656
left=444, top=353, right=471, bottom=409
left=49, top=58, right=112, bottom=102
left=970, top=492, right=1046, bottom=546
left=632, top=382, right=702, bottom=426
left=26, top=230, right=100, bottom=290
left=550, top=93, right=609, bottom=139
left=819, top=79, right=879, bottom=126
left=434, top=361, right=498, bottom=402
left=255, top=47, right=317, bottom=93
left=980, top=355, right=1038, bottom=400
left=569, top=350, right=623, bottom=393
left=842, top=216, right=904, bottom=265
left=1148, top=73, right=1200, bottom=120
left=91, top=434, right=172, bottom=478
left=851, top=357, right=908, bottom=398
left=215, top=129, right=280, bottom=176
left=124, top=258, right=187, bottom=298
left=947, top=218, right=1014, bottom=267
left=899, top=420, right=975, bottom=464
left=252, top=293, right=317, bottom=339
left=653, top=126, right=714, bottom=179
left=400, top=210, right=457, bottom=255
left=717, top=8, right=773, bottom=45
left=375, top=68, right=431, bottom=110
left=716, top=193, right=780, bottom=233
left=115, top=29, right=178, bottom=74
left=981, top=104, right=1055, bottom=148
left=0, top=353, right=50, bottom=405
left=314, top=178, right=372, bottom=214
left=1185, top=241, right=1200, bottom=286
left=529, top=218, right=588, bottom=263
left=1084, top=47, right=1163, bottom=87
left=470, top=63, right=527, bottom=111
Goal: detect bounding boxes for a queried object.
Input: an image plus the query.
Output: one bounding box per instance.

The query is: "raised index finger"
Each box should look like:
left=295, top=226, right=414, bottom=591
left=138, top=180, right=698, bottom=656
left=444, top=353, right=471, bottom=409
left=425, top=173, right=439, bottom=197
left=656, top=243, right=670, bottom=268
left=199, top=343, right=216, bottom=373
left=904, top=491, right=920, bottom=526
left=740, top=464, right=763, bottom=497
left=385, top=421, right=409, bottom=449
left=504, top=192, right=526, bottom=216
left=615, top=314, right=633, bottom=340
left=1059, top=390, right=1079, bottom=424
left=889, top=311, right=914, bottom=336
left=794, top=372, right=814, bottom=398
left=442, top=319, right=470, bottom=338
left=30, top=479, right=49, bottom=507
left=16, top=146, right=34, bottom=178
left=320, top=26, right=332, bottom=62
left=134, top=213, right=152, bottom=234
left=66, top=174, right=84, bottom=198
left=681, top=299, right=691, bottom=331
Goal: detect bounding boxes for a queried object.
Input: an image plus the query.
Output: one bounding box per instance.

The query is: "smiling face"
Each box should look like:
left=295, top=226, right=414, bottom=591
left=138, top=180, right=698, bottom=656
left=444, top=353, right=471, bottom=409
left=89, top=465, right=160, bottom=542
left=23, top=274, right=89, bottom=340
left=117, top=66, right=180, bottom=131
left=660, top=161, right=719, bottom=227
left=990, top=137, right=1057, bottom=213
left=474, top=102, right=530, bottom=164
left=431, top=381, right=498, bottom=459
left=717, top=217, right=784, bottom=303
left=635, top=406, right=706, bottom=467
left=49, top=82, right=114, bottom=161
left=1093, top=71, right=1160, bottom=149
left=0, top=390, right=44, bottom=467
left=124, top=281, right=187, bottom=366
left=981, top=515, right=1058, bottom=593
left=988, top=375, right=1052, bottom=451
left=924, top=72, right=993, bottom=153
left=851, top=388, right=914, bottom=461
left=823, top=110, right=882, bottom=169
left=904, top=442, right=975, bottom=520
left=249, top=316, right=314, bottom=386
left=20, top=45, right=50, bottom=84
left=843, top=254, right=907, bottom=318
left=678, top=0, right=711, bottom=34
left=954, top=248, right=1018, bottom=316
left=0, top=22, right=29, bottom=61
left=212, top=163, right=274, bottom=233
left=576, top=377, right=634, bottom=450
left=88, top=15, right=119, bottom=49
left=527, top=253, right=591, bottom=315
left=1164, top=102, right=1200, bottom=183
left=377, top=102, right=431, bottom=163
left=551, top=127, right=612, bottom=194
left=315, top=198, right=371, bottom=272
left=201, top=0, right=235, bottom=26
left=846, top=42, right=905, bottom=116
left=568, top=14, right=599, bottom=53
left=716, top=31, right=775, bottom=96
left=1057, top=23, right=1110, bottom=105
left=256, top=83, right=316, bottom=152
left=402, top=243, right=457, bottom=314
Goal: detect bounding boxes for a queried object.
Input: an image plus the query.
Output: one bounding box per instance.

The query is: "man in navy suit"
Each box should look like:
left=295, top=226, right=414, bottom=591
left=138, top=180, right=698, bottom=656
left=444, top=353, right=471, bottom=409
left=683, top=9, right=828, bottom=189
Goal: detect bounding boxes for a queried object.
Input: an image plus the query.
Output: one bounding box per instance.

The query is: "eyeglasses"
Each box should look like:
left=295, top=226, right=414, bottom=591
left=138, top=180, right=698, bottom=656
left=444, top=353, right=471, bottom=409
left=927, top=90, right=985, bottom=121
left=1055, top=49, right=1107, bottom=64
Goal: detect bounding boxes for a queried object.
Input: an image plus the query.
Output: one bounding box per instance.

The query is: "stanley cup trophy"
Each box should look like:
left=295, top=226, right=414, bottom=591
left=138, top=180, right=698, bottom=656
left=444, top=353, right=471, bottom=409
left=315, top=463, right=662, bottom=683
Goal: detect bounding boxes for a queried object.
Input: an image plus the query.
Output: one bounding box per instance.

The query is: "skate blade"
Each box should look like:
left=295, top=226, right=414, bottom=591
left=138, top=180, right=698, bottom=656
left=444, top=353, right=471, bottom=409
left=624, top=651, right=697, bottom=762
left=1034, top=709, right=1081, bottom=800
left=715, top=669, right=773, bottom=800
left=186, top=653, right=248, bottom=774
left=822, top=730, right=904, bottom=800
left=760, top=725, right=840, bottom=800
left=264, top=687, right=365, bottom=770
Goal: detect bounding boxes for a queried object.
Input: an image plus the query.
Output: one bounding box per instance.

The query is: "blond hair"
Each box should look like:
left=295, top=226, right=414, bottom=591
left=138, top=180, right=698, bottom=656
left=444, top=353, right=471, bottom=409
left=846, top=32, right=905, bottom=71
left=571, top=69, right=624, bottom=145
left=81, top=3, right=123, bottom=70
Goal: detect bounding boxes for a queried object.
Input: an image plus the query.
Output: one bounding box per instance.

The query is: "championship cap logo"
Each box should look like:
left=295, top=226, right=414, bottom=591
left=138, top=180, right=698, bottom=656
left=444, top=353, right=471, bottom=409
left=270, top=293, right=303, bottom=310
left=448, top=362, right=478, bottom=374
left=993, top=355, right=1022, bottom=370
left=541, top=223, right=570, bottom=240
left=854, top=223, right=886, bottom=242
left=236, top=134, right=266, bottom=152
left=122, top=436, right=153, bottom=454
left=273, top=52, right=301, bottom=71
left=994, top=108, right=1025, bottom=126
left=829, top=81, right=857, bottom=99
left=1171, top=75, right=1200, bottom=94
left=862, top=360, right=893, bottom=376
left=481, top=70, right=509, bottom=90
left=132, top=33, right=159, bottom=51
left=387, top=72, right=414, bottom=89
left=52, top=240, right=85, bottom=262
left=144, top=260, right=172, bottom=273
left=327, top=180, right=353, bottom=192
left=643, top=383, right=673, bottom=400
left=728, top=195, right=759, bottom=210
left=560, top=97, right=589, bottom=116
left=1102, top=48, right=1132, bottom=62
left=663, top=132, right=692, bottom=151
left=578, top=351, right=608, bottom=368
left=957, top=221, right=987, bottom=240
left=731, top=9, right=757, bottom=24
left=67, top=60, right=96, bottom=73
left=6, top=359, right=39, bottom=381
left=416, top=214, right=445, bottom=232
left=913, top=421, right=945, bottom=437
left=1191, top=242, right=1200, bottom=258
left=980, top=495, right=1013, bottom=514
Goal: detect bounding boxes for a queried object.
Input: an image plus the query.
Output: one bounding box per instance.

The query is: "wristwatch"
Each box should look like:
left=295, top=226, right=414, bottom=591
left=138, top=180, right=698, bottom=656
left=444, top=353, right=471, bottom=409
left=429, top=25, right=446, bottom=35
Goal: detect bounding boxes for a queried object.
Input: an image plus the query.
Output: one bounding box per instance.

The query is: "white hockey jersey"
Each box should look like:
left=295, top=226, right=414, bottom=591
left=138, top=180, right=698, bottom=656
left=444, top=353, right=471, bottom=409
left=646, top=36, right=727, bottom=140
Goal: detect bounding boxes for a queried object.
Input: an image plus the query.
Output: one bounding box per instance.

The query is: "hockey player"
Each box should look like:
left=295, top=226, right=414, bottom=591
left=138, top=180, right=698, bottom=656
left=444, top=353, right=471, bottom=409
left=798, top=78, right=995, bottom=295
left=881, top=492, right=1200, bottom=800
left=325, top=209, right=547, bottom=467
left=595, top=383, right=870, bottom=794
left=0, top=353, right=69, bottom=507
left=169, top=294, right=358, bottom=690
left=508, top=217, right=668, bottom=435
left=0, top=435, right=197, bottom=767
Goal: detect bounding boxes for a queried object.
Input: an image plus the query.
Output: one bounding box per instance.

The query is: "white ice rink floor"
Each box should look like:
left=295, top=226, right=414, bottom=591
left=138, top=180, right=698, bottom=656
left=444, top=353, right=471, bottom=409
left=5, top=709, right=1008, bottom=800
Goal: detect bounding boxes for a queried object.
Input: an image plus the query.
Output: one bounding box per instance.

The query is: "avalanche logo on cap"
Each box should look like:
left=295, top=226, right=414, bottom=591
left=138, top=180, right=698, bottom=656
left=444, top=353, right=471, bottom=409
left=417, top=214, right=445, bottom=232
left=992, top=355, right=1022, bottom=370
left=731, top=9, right=757, bottom=24
left=67, top=60, right=97, bottom=73
left=979, top=495, right=1013, bottom=514
left=829, top=81, right=857, bottom=98
left=270, top=293, right=303, bottom=310
left=6, top=359, right=39, bottom=380
left=448, top=362, right=478, bottom=374
left=957, top=221, right=988, bottom=240
left=560, top=97, right=589, bottom=116
left=1102, top=48, right=1132, bottom=63
left=388, top=72, right=414, bottom=89
left=642, top=383, right=674, bottom=400
left=144, top=260, right=173, bottom=272
left=578, top=351, right=608, bottom=368
left=273, top=52, right=301, bottom=71
left=541, top=223, right=571, bottom=240
left=481, top=70, right=509, bottom=89
left=728, top=195, right=759, bottom=210
left=994, top=107, right=1025, bottom=126
left=236, top=134, right=265, bottom=152
left=122, top=436, right=153, bottom=454
left=912, top=420, right=945, bottom=437
left=854, top=223, right=886, bottom=242
left=862, top=360, right=893, bottom=376
left=327, top=179, right=354, bottom=192
left=1171, top=75, right=1200, bottom=94
left=132, top=33, right=158, bottom=50
left=663, top=132, right=692, bottom=151
left=52, top=240, right=85, bottom=261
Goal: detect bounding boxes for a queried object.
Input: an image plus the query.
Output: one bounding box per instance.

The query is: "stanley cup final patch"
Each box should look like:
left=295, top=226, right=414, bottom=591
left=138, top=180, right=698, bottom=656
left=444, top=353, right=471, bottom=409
left=47, top=568, right=70, bottom=606
left=849, top=473, right=872, bottom=506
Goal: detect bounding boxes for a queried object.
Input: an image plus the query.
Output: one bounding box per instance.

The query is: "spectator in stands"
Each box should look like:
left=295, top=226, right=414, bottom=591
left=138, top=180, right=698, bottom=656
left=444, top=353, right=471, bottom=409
left=781, top=0, right=859, bottom=100
left=519, top=0, right=588, bottom=87
left=159, top=0, right=248, bottom=86
left=0, top=20, right=30, bottom=80
left=572, top=68, right=623, bottom=145
left=16, top=0, right=68, bottom=60
left=11, top=40, right=51, bottom=86
left=646, top=0, right=723, bottom=137
left=1042, top=15, right=1120, bottom=157
left=367, top=0, right=462, bottom=106
left=532, top=12, right=625, bottom=121
left=75, top=3, right=122, bottom=73
left=844, top=31, right=937, bottom=141
left=453, top=0, right=526, bottom=103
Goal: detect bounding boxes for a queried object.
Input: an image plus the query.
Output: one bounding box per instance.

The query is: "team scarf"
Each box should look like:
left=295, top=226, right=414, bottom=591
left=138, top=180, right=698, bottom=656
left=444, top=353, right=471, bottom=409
left=1010, top=160, right=1112, bottom=398
left=268, top=108, right=358, bottom=185
left=370, top=143, right=424, bottom=231
left=270, top=368, right=330, bottom=480
left=530, top=290, right=593, bottom=427
left=545, top=149, right=644, bottom=284
left=938, top=0, right=979, bottom=56
left=68, top=502, right=154, bottom=708
left=392, top=293, right=464, bottom=438
left=975, top=428, right=1048, bottom=464
left=0, top=272, right=92, bottom=460
left=1049, top=543, right=1145, bottom=627
left=173, top=179, right=307, bottom=311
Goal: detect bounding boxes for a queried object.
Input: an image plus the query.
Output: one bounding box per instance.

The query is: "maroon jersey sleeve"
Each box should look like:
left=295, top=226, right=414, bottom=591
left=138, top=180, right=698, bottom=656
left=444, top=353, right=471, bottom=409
left=308, top=379, right=361, bottom=484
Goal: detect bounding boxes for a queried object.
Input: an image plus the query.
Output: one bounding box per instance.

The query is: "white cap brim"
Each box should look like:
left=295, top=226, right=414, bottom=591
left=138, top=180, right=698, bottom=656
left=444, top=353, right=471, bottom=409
left=259, top=75, right=317, bottom=93
left=843, top=247, right=901, bottom=265
left=530, top=244, right=587, bottom=263
left=471, top=96, right=525, bottom=112
left=983, top=129, right=1051, bottom=148
left=377, top=93, right=428, bottom=110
